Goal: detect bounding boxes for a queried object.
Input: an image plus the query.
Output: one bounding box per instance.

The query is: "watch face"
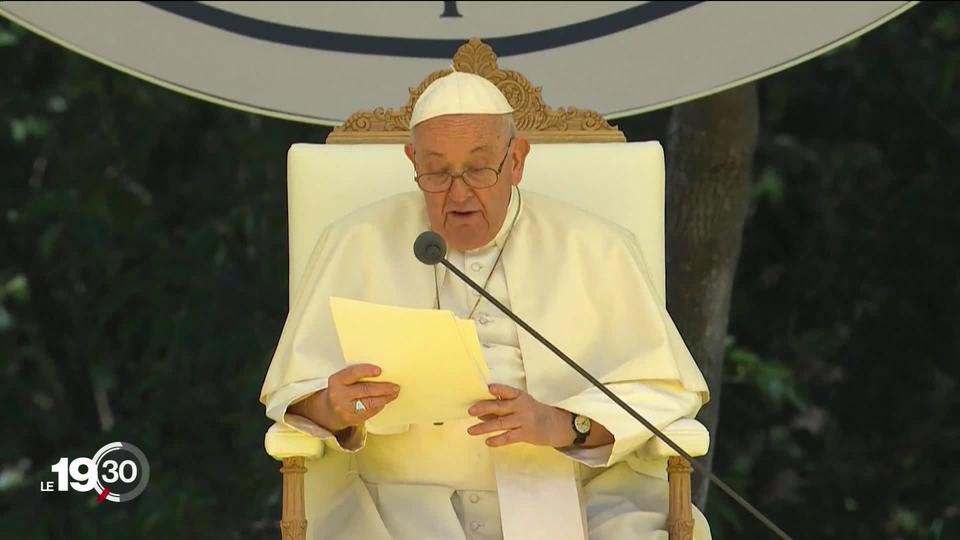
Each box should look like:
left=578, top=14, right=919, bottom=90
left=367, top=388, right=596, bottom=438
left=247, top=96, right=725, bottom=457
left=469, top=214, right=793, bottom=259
left=574, top=415, right=591, bottom=434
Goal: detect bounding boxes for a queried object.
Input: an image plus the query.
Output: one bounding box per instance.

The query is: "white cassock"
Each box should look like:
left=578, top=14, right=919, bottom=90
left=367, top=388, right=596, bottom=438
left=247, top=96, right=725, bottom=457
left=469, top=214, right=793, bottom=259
left=260, top=187, right=712, bottom=539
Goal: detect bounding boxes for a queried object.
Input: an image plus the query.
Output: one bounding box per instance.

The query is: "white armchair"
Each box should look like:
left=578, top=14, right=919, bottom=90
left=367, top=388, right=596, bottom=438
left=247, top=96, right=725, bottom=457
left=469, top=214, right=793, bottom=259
left=264, top=39, right=710, bottom=540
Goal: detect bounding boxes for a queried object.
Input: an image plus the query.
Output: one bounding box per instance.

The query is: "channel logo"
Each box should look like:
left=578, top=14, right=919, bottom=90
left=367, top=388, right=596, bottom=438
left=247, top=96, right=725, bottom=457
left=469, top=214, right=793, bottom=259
left=41, top=441, right=150, bottom=503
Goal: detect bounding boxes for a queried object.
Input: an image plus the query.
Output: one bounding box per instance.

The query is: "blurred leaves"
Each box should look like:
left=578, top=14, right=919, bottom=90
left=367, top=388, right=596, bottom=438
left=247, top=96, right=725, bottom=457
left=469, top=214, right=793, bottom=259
left=726, top=339, right=807, bottom=412
left=0, top=14, right=328, bottom=538
left=710, top=3, right=960, bottom=539
left=0, top=25, right=18, bottom=47
left=1, top=275, right=29, bottom=302
left=752, top=166, right=785, bottom=207
left=9, top=115, right=47, bottom=143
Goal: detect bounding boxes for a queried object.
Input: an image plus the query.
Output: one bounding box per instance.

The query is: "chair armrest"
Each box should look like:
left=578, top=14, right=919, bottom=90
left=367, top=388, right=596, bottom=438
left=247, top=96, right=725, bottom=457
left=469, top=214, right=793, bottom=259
left=640, top=418, right=710, bottom=458
left=264, top=422, right=325, bottom=461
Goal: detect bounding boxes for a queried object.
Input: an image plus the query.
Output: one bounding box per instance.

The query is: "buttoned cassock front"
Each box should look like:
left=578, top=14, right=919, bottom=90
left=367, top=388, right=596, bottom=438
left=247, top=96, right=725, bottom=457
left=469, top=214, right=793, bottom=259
left=261, top=189, right=712, bottom=539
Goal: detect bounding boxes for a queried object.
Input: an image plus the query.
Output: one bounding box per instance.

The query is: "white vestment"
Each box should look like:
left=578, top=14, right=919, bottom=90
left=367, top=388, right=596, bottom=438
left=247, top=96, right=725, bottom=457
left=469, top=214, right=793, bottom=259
left=261, top=189, right=712, bottom=539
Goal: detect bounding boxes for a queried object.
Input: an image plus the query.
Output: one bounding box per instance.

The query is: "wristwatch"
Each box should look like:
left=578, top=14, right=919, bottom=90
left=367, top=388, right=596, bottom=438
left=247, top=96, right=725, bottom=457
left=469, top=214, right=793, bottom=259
left=571, top=412, right=592, bottom=446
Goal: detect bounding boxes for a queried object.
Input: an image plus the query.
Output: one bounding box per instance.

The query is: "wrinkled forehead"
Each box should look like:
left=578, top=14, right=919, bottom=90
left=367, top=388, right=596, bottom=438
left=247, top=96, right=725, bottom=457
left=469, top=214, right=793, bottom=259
left=411, top=114, right=509, bottom=155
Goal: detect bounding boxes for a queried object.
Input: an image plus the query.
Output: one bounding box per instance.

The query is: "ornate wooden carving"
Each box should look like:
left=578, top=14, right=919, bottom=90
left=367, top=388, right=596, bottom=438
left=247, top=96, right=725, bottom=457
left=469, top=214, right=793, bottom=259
left=327, top=38, right=625, bottom=144
left=667, top=456, right=696, bottom=540
left=280, top=457, right=307, bottom=540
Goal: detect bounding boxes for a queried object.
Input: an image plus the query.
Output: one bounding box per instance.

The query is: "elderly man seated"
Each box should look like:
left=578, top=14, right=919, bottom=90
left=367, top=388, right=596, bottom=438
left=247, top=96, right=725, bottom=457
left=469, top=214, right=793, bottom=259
left=260, top=72, right=712, bottom=540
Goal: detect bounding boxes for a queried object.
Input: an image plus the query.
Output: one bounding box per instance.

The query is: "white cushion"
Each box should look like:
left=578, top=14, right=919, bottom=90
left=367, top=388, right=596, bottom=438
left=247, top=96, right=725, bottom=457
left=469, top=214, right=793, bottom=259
left=641, top=418, right=710, bottom=458
left=264, top=422, right=324, bottom=460
left=286, top=142, right=666, bottom=305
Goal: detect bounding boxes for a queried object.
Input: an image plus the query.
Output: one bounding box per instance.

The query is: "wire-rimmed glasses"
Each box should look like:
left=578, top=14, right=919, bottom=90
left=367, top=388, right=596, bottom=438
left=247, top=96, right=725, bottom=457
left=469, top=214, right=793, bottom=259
left=414, top=137, right=514, bottom=193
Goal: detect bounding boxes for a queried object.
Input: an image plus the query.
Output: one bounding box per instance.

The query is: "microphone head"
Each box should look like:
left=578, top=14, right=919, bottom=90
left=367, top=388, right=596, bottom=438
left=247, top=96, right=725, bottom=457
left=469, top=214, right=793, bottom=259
left=414, top=231, right=447, bottom=265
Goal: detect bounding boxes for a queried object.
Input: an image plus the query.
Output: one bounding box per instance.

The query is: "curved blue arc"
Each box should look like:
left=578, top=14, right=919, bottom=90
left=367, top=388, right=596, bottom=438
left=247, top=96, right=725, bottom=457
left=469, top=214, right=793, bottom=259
left=144, top=1, right=702, bottom=58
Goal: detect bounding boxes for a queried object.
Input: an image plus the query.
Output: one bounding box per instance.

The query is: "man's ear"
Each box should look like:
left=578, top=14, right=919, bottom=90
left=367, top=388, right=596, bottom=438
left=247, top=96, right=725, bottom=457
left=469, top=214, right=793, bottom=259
left=510, top=137, right=531, bottom=186
left=404, top=142, right=415, bottom=166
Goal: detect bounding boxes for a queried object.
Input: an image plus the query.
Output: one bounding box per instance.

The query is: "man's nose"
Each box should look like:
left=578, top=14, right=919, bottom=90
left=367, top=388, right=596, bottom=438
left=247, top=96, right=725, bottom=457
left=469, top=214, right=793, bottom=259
left=447, top=175, right=474, bottom=202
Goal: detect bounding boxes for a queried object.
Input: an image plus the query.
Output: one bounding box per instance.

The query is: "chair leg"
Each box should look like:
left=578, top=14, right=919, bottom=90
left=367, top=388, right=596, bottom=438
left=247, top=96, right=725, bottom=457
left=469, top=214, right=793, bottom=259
left=667, top=456, right=695, bottom=540
left=280, top=457, right=307, bottom=540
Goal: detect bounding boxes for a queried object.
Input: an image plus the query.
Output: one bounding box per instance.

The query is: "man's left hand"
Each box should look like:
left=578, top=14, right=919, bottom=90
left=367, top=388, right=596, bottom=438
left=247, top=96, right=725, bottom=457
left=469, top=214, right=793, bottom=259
left=467, top=384, right=574, bottom=448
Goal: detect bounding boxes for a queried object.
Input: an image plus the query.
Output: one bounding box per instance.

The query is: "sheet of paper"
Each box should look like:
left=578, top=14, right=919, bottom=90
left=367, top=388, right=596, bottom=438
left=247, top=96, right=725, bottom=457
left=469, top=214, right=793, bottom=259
left=330, top=297, right=492, bottom=431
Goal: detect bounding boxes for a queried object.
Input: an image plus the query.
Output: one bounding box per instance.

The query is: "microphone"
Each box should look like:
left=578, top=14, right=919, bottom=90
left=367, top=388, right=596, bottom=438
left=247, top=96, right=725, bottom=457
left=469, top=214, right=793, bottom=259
left=413, top=230, right=447, bottom=265
left=412, top=231, right=792, bottom=540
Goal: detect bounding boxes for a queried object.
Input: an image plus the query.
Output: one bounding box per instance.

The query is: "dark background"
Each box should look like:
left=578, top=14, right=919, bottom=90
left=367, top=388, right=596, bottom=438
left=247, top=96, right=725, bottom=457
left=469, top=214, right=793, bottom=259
left=1, top=3, right=957, bottom=538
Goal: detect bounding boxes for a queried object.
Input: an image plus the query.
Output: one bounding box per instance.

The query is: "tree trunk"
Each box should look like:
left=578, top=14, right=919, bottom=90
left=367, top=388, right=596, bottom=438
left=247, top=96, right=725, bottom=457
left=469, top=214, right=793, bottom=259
left=664, top=83, right=758, bottom=508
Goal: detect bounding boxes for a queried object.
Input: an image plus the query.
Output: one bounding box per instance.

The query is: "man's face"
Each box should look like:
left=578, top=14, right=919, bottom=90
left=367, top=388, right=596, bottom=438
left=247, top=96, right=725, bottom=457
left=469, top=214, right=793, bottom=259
left=405, top=114, right=530, bottom=252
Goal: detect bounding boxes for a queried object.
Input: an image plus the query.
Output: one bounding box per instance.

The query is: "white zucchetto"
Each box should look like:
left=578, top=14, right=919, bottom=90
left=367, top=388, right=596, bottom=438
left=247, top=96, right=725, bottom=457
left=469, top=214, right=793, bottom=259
left=409, top=72, right=514, bottom=128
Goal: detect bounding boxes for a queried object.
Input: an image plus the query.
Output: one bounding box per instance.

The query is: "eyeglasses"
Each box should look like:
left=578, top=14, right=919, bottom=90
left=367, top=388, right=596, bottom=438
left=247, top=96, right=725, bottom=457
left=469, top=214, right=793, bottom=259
left=413, top=138, right=514, bottom=193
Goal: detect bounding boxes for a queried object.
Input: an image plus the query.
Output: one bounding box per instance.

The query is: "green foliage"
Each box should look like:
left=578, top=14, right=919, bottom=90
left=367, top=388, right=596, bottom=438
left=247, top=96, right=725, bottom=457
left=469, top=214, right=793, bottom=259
left=710, top=3, right=960, bottom=539
left=0, top=17, right=327, bottom=538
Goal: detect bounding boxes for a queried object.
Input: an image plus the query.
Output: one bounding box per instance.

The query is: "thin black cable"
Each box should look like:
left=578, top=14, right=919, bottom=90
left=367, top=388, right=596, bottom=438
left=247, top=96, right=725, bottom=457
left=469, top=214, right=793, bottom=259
left=438, top=258, right=794, bottom=540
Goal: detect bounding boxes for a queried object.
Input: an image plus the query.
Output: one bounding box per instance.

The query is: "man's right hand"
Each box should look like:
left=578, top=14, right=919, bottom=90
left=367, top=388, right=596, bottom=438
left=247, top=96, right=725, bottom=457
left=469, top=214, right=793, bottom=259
left=306, top=364, right=400, bottom=432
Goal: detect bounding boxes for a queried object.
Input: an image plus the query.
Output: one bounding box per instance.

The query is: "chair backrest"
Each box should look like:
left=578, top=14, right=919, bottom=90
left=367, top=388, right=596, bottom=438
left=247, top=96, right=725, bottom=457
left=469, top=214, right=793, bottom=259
left=287, top=142, right=666, bottom=307
left=286, top=38, right=665, bottom=307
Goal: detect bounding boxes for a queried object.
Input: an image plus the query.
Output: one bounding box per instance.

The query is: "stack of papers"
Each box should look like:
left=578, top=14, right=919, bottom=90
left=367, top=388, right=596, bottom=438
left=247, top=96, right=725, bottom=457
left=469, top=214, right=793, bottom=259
left=330, top=297, right=493, bottom=432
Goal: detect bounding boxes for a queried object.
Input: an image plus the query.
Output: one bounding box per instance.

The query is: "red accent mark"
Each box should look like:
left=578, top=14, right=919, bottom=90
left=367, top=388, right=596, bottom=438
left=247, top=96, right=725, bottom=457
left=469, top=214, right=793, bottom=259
left=97, top=488, right=111, bottom=503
